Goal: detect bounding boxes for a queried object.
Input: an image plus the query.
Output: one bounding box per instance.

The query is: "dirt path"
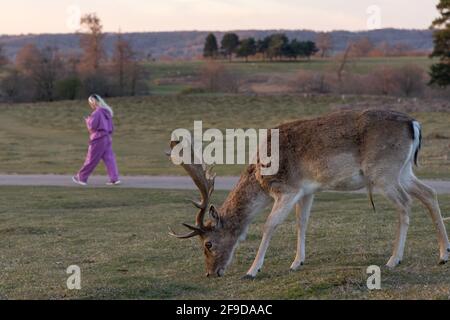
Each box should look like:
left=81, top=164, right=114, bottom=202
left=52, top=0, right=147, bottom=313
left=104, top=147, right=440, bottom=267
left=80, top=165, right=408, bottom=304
left=1, top=175, right=450, bottom=194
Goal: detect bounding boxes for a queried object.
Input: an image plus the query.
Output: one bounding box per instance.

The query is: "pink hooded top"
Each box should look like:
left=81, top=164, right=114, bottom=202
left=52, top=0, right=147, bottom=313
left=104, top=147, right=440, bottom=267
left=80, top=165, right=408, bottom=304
left=85, top=107, right=114, bottom=141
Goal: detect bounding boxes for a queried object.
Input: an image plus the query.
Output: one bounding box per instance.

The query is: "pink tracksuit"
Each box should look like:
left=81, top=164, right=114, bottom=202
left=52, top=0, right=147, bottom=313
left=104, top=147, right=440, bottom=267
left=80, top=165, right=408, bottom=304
left=76, top=107, right=119, bottom=183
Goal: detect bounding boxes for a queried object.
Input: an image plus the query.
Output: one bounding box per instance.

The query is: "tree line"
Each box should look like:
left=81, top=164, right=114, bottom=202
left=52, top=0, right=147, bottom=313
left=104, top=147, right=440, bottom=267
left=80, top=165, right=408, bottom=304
left=429, top=0, right=450, bottom=87
left=0, top=1, right=448, bottom=102
left=203, top=33, right=319, bottom=62
left=0, top=13, right=148, bottom=103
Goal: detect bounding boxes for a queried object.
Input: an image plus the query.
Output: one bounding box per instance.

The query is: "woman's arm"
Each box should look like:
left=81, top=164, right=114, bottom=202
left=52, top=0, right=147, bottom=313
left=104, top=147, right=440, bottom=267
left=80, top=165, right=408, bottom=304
left=86, top=111, right=100, bottom=132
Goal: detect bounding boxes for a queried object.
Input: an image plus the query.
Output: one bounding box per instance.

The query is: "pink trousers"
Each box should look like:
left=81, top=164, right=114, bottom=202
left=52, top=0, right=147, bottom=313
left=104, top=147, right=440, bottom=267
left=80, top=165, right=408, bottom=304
left=77, top=135, right=119, bottom=183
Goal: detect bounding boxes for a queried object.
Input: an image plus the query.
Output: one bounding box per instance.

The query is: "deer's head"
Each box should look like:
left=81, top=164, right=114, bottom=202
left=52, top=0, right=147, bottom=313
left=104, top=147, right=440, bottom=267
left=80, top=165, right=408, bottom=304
left=168, top=142, right=236, bottom=277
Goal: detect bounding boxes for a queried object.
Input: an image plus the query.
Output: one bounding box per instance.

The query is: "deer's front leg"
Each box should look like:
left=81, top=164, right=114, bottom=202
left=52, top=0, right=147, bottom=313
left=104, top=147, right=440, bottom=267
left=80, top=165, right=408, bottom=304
left=290, top=194, right=314, bottom=271
left=244, top=192, right=301, bottom=279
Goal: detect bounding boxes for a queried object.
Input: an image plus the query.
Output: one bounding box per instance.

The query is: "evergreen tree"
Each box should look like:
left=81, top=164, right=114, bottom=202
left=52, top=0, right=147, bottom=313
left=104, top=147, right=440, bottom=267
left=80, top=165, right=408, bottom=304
left=221, top=33, right=239, bottom=61
left=429, top=0, right=450, bottom=87
left=203, top=33, right=219, bottom=59
left=302, top=41, right=319, bottom=60
left=286, top=39, right=303, bottom=60
left=236, top=38, right=256, bottom=62
left=256, top=36, right=271, bottom=61
left=267, top=33, right=289, bottom=60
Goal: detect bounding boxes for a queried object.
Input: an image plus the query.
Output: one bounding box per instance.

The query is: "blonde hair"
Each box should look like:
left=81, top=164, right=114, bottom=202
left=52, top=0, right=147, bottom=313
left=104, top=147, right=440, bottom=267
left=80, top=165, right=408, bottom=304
left=89, top=94, right=114, bottom=117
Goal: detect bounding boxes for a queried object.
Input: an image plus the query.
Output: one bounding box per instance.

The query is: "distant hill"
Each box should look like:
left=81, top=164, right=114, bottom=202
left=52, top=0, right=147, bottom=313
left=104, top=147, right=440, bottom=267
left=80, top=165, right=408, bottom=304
left=0, top=29, right=433, bottom=60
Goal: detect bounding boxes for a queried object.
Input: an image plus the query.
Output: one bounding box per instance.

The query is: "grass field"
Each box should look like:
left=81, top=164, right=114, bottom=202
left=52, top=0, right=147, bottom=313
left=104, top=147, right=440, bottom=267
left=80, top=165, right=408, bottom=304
left=149, top=57, right=435, bottom=75
left=0, top=94, right=449, bottom=178
left=0, top=186, right=449, bottom=299
left=148, top=57, right=436, bottom=94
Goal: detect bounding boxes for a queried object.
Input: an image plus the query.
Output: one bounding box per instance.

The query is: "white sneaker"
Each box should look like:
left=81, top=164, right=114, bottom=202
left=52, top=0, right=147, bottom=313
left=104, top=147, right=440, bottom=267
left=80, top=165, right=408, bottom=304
left=106, top=180, right=122, bottom=186
left=72, top=176, right=87, bottom=186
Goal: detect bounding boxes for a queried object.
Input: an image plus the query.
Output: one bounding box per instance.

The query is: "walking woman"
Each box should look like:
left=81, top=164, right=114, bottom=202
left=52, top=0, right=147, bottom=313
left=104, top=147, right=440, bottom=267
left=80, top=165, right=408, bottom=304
left=72, top=94, right=121, bottom=186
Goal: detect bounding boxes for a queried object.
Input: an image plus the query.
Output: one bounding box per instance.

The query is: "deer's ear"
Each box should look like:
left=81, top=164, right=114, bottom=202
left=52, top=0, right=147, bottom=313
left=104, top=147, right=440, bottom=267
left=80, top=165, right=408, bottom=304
left=209, top=205, right=221, bottom=227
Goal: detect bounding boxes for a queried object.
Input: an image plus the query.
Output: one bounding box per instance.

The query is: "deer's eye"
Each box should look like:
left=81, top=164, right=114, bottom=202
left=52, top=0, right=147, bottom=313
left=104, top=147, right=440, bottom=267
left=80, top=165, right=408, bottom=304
left=205, top=241, right=213, bottom=250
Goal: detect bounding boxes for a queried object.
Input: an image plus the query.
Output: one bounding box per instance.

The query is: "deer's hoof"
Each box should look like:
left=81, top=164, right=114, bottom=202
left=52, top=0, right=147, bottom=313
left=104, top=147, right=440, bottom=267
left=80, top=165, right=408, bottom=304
left=241, top=274, right=256, bottom=281
left=386, top=257, right=401, bottom=269
left=439, top=259, right=448, bottom=265
left=290, top=261, right=304, bottom=272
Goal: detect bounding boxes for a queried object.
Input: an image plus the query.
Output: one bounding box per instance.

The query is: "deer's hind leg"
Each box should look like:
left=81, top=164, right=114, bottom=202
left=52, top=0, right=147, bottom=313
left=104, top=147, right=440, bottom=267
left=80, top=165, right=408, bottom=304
left=379, top=183, right=412, bottom=268
left=401, top=168, right=450, bottom=264
left=290, top=194, right=314, bottom=271
left=363, top=137, right=413, bottom=268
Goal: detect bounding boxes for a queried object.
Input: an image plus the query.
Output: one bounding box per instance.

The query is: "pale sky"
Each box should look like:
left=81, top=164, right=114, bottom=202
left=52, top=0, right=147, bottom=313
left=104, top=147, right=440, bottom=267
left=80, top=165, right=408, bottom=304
left=0, top=0, right=440, bottom=35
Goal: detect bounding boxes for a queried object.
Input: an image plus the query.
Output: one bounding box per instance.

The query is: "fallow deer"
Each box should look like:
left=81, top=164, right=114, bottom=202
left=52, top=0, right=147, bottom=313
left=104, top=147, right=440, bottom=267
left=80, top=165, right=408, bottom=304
left=168, top=109, right=450, bottom=279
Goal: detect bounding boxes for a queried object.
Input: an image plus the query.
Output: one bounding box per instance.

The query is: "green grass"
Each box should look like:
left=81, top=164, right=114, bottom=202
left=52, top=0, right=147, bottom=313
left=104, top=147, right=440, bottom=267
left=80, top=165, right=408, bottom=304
left=148, top=61, right=204, bottom=79
left=146, top=57, right=436, bottom=94
left=147, top=57, right=435, bottom=76
left=0, top=95, right=334, bottom=176
left=229, top=56, right=435, bottom=75
left=0, top=186, right=449, bottom=299
left=150, top=83, right=190, bottom=95
left=0, top=95, right=449, bottom=178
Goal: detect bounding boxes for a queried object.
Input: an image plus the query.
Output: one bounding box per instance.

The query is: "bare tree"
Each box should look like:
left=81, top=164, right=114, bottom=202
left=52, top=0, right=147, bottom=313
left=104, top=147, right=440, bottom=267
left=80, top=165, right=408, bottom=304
left=112, top=33, right=135, bottom=95
left=393, top=64, right=426, bottom=97
left=368, top=65, right=396, bottom=95
left=390, top=43, right=414, bottom=57
left=336, top=43, right=353, bottom=84
left=64, top=53, right=81, bottom=76
left=0, top=69, right=26, bottom=101
left=129, top=60, right=146, bottom=96
left=316, top=32, right=333, bottom=58
left=15, top=44, right=40, bottom=72
left=376, top=42, right=413, bottom=57
left=0, top=44, right=9, bottom=67
left=292, top=70, right=333, bottom=94
left=200, top=61, right=240, bottom=93
left=352, top=37, right=374, bottom=57
left=79, top=13, right=105, bottom=73
left=16, top=44, right=62, bottom=101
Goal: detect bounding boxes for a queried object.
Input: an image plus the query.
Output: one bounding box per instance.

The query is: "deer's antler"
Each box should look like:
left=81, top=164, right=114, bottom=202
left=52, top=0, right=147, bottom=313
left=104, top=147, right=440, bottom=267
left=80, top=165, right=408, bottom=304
left=167, top=140, right=216, bottom=238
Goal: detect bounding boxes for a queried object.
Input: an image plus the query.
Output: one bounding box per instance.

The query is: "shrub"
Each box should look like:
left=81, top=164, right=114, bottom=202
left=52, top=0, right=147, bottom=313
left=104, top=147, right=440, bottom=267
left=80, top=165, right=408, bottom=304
left=392, top=64, right=426, bottom=97
left=200, top=61, right=240, bottom=93
left=367, top=66, right=397, bottom=96
left=338, top=73, right=369, bottom=95
left=55, top=77, right=82, bottom=100
left=292, top=70, right=334, bottom=94
left=80, top=72, right=114, bottom=97
left=0, top=69, right=32, bottom=102
left=179, top=87, right=207, bottom=95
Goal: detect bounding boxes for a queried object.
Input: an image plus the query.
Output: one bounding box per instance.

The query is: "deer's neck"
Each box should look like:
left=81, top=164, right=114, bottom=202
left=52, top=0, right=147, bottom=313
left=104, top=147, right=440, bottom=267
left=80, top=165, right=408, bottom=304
left=219, top=166, right=270, bottom=239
